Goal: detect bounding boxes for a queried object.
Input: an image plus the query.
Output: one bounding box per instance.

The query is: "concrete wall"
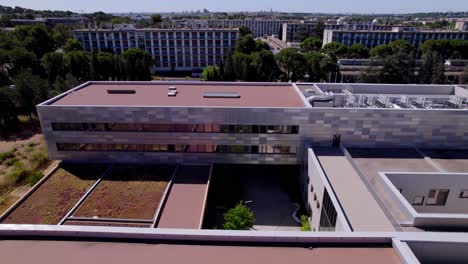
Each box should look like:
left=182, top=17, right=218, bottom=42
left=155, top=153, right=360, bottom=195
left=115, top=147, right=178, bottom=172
left=307, top=149, right=350, bottom=232
left=386, top=173, right=468, bottom=214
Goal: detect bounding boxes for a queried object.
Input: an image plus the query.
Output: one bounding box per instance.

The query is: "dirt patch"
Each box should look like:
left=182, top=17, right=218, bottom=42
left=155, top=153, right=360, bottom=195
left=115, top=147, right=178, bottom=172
left=64, top=220, right=151, bottom=228
left=73, top=165, right=173, bottom=220
left=1, top=164, right=108, bottom=224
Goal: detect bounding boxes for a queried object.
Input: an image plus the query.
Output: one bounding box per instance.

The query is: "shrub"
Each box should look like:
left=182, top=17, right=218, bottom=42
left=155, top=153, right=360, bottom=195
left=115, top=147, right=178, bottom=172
left=4, top=158, right=19, bottom=166
left=300, top=215, right=311, bottom=231
left=223, top=201, right=254, bottom=230
left=7, top=165, right=29, bottom=184
left=0, top=149, right=16, bottom=164
left=27, top=171, right=44, bottom=186
left=31, top=151, right=48, bottom=167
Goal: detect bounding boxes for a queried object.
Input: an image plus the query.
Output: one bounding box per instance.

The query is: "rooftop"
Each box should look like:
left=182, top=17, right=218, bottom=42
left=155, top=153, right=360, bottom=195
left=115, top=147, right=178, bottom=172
left=328, top=147, right=468, bottom=231
left=47, top=82, right=306, bottom=108
left=0, top=240, right=402, bottom=264
left=298, top=83, right=468, bottom=109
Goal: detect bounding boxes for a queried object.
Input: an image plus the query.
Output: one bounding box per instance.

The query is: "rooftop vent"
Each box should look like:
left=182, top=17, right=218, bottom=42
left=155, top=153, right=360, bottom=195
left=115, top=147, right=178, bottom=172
left=107, top=89, right=136, bottom=94
left=203, top=92, right=240, bottom=98
left=168, top=86, right=178, bottom=97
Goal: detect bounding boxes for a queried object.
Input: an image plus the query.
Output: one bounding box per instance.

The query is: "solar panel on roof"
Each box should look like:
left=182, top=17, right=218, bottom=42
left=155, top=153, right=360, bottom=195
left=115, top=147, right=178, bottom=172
left=203, top=92, right=240, bottom=98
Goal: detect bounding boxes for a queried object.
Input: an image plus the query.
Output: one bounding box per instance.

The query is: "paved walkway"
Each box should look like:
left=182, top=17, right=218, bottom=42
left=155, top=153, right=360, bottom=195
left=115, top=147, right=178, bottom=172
left=157, top=165, right=211, bottom=229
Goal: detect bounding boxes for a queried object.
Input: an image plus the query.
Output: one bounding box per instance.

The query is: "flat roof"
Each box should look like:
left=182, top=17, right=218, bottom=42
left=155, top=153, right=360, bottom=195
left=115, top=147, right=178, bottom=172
left=346, top=148, right=468, bottom=224
left=314, top=148, right=396, bottom=232
left=49, top=82, right=306, bottom=108
left=0, top=240, right=402, bottom=264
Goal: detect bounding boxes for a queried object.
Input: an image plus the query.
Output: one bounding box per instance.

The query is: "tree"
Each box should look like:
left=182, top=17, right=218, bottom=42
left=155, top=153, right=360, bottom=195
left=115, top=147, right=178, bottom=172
left=63, top=39, right=83, bottom=52
left=255, top=40, right=270, bottom=52
left=52, top=73, right=79, bottom=95
left=379, top=50, right=416, bottom=84
left=370, top=40, right=414, bottom=58
left=223, top=201, right=254, bottom=230
left=250, top=49, right=280, bottom=81
left=235, top=35, right=257, bottom=54
left=292, top=25, right=310, bottom=42
left=13, top=69, right=48, bottom=117
left=346, top=44, right=369, bottom=59
left=0, top=87, right=18, bottom=137
left=41, top=52, right=67, bottom=86
left=14, top=25, right=55, bottom=58
left=238, top=26, right=252, bottom=37
left=1, top=48, right=37, bottom=77
left=122, top=48, right=152, bottom=81
left=370, top=44, right=393, bottom=58
left=95, top=52, right=114, bottom=80
left=202, top=66, right=221, bottom=81
left=304, top=52, right=326, bottom=82
left=321, top=42, right=348, bottom=59
left=275, top=48, right=306, bottom=81
left=52, top=24, right=72, bottom=48
left=66, top=51, right=90, bottom=81
left=151, top=14, right=163, bottom=26
left=301, top=37, right=322, bottom=53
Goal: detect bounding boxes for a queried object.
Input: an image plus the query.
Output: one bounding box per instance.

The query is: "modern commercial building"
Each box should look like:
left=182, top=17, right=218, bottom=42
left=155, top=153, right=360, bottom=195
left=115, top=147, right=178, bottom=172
left=36, top=81, right=468, bottom=230
left=1, top=81, right=468, bottom=262
left=73, top=27, right=239, bottom=71
left=323, top=27, right=468, bottom=48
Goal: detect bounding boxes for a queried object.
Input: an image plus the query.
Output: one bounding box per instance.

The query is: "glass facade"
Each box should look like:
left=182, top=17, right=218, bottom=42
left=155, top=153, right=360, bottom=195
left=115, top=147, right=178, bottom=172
left=56, top=143, right=297, bottom=154
left=319, top=189, right=338, bottom=231
left=51, top=123, right=299, bottom=134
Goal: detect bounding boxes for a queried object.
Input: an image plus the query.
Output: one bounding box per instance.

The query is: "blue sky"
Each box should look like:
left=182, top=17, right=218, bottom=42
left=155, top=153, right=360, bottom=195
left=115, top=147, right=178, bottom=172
left=2, top=0, right=467, bottom=14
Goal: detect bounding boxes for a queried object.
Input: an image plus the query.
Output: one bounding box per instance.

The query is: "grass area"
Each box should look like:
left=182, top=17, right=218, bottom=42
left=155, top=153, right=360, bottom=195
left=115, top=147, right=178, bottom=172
left=0, top=135, right=51, bottom=215
left=74, top=165, right=173, bottom=220
left=1, top=164, right=108, bottom=224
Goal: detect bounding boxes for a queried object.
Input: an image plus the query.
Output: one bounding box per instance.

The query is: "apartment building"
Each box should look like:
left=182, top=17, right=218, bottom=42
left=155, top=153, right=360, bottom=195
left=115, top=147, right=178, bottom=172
left=281, top=21, right=392, bottom=42
left=323, top=27, right=468, bottom=48
left=73, top=27, right=239, bottom=71
left=170, top=19, right=296, bottom=37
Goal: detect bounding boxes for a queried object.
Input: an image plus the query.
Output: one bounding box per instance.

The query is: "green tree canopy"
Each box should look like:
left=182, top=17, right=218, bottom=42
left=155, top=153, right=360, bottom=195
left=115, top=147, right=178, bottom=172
left=238, top=26, right=252, bottom=37
left=42, top=52, right=67, bottom=86
left=346, top=44, right=370, bottom=59
left=223, top=201, right=254, bottom=230
left=13, top=69, right=48, bottom=117
left=14, top=25, right=55, bottom=58
left=275, top=48, right=306, bottom=81
left=301, top=37, right=322, bottom=53
left=122, top=48, right=152, bottom=81
left=151, top=14, right=163, bottom=25
left=321, top=42, right=348, bottom=59
left=63, top=39, right=83, bottom=53
left=235, top=35, right=257, bottom=54
left=202, top=66, right=222, bottom=81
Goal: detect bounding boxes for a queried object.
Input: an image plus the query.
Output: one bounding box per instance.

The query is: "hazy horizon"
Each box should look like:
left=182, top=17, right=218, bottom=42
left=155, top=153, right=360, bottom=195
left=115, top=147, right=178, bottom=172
left=2, top=0, right=467, bottom=14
